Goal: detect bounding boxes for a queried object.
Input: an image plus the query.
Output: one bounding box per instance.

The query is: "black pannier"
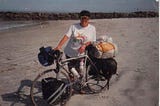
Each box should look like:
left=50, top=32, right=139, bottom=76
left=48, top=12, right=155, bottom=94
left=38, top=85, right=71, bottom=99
left=89, top=58, right=117, bottom=78
left=41, top=77, right=66, bottom=104
left=101, top=58, right=117, bottom=77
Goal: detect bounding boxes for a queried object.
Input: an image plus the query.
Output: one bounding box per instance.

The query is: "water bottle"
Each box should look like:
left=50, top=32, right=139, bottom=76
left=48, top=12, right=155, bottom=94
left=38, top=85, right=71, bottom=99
left=79, top=59, right=84, bottom=71
left=71, top=68, right=80, bottom=78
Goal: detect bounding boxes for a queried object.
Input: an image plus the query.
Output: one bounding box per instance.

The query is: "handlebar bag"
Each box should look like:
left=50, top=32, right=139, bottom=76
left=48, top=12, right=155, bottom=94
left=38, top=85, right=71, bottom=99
left=38, top=46, right=54, bottom=66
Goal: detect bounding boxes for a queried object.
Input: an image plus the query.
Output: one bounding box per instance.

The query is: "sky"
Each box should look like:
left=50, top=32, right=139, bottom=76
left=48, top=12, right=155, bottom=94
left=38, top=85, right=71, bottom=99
left=0, top=0, right=158, bottom=13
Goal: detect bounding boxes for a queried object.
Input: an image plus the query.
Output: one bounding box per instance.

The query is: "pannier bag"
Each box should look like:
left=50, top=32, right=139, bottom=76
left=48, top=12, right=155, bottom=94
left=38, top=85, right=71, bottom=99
left=89, top=58, right=117, bottom=78
left=38, top=46, right=54, bottom=66
left=41, top=77, right=67, bottom=104
left=101, top=58, right=117, bottom=77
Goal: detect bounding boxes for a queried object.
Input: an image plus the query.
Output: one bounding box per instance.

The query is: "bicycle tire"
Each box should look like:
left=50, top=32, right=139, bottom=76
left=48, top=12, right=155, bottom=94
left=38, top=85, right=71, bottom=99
left=30, top=69, right=72, bottom=106
left=86, top=65, right=108, bottom=93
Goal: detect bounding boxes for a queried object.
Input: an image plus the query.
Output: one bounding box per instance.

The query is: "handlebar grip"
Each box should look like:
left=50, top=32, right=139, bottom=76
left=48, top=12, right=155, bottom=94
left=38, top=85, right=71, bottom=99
left=49, top=50, right=62, bottom=59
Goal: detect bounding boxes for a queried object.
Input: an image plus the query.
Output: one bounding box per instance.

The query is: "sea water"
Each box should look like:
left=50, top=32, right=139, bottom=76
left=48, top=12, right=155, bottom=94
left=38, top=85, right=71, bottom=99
left=0, top=21, right=40, bottom=31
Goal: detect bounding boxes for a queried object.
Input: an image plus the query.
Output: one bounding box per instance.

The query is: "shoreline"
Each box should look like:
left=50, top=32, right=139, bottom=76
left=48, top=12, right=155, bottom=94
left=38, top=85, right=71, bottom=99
left=0, top=21, right=48, bottom=31
left=0, top=17, right=158, bottom=32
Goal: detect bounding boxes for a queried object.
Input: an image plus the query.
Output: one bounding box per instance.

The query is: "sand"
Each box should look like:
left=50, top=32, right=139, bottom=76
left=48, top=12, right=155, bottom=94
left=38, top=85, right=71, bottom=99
left=0, top=18, right=158, bottom=106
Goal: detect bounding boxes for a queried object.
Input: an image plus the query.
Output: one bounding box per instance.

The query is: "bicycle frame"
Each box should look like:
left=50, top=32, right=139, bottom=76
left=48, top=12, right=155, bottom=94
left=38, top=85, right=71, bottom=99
left=54, top=51, right=98, bottom=80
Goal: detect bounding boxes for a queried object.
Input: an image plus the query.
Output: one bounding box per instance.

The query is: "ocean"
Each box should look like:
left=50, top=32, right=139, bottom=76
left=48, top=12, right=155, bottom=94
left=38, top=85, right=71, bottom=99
left=0, top=21, right=41, bottom=31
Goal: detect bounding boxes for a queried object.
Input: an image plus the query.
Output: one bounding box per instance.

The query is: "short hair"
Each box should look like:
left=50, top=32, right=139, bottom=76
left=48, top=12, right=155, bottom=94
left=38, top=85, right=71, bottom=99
left=79, top=10, right=91, bottom=18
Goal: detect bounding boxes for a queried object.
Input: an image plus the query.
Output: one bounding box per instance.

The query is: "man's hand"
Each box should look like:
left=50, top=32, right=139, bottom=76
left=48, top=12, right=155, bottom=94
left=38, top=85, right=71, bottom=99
left=78, top=45, right=86, bottom=54
left=54, top=46, right=61, bottom=50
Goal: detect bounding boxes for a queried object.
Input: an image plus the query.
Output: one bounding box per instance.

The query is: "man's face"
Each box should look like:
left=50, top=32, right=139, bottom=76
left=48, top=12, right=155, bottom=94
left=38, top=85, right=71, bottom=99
left=80, top=16, right=89, bottom=27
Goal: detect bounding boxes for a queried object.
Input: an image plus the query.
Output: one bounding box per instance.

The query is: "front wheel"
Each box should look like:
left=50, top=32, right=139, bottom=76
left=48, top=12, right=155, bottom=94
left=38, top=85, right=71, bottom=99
left=86, top=65, right=108, bottom=93
left=30, top=69, right=72, bottom=106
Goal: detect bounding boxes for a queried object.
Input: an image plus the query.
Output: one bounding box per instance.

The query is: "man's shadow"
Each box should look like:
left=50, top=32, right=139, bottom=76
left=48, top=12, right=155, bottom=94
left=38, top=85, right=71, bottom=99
left=1, top=79, right=34, bottom=106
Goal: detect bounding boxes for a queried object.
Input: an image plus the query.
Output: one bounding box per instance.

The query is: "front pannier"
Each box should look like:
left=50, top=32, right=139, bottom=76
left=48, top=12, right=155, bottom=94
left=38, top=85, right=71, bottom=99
left=41, top=77, right=66, bottom=104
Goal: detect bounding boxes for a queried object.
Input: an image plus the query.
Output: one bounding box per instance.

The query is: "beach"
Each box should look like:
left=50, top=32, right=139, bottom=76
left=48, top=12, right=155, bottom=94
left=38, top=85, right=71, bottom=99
left=0, top=18, right=158, bottom=106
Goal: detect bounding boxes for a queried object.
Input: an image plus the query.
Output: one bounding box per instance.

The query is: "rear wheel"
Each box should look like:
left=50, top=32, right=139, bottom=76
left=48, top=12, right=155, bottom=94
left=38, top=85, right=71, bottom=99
left=86, top=65, right=108, bottom=93
left=30, top=69, right=72, bottom=106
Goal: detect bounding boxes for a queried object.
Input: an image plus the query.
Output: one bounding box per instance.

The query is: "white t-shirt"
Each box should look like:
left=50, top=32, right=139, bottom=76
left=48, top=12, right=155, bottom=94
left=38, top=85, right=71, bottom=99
left=64, top=23, right=96, bottom=57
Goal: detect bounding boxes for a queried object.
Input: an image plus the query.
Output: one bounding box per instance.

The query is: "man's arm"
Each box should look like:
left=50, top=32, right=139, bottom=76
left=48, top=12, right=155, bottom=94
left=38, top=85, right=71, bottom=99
left=54, top=35, right=69, bottom=50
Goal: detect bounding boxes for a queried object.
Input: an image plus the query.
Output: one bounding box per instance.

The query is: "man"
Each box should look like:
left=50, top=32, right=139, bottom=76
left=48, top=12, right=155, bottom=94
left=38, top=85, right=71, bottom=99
left=54, top=10, right=96, bottom=86
left=54, top=10, right=96, bottom=54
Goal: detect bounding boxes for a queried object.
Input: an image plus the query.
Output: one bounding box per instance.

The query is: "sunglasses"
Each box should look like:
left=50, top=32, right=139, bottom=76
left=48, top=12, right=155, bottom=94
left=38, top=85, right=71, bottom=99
left=80, top=16, right=89, bottom=20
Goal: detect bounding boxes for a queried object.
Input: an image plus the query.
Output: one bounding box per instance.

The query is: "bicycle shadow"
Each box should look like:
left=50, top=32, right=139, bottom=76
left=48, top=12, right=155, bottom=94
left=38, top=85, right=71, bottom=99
left=1, top=79, right=33, bottom=106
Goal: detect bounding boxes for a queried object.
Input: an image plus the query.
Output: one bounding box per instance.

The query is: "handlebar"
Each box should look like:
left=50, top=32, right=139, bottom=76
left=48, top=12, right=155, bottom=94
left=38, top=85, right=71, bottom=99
left=50, top=49, right=99, bottom=74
